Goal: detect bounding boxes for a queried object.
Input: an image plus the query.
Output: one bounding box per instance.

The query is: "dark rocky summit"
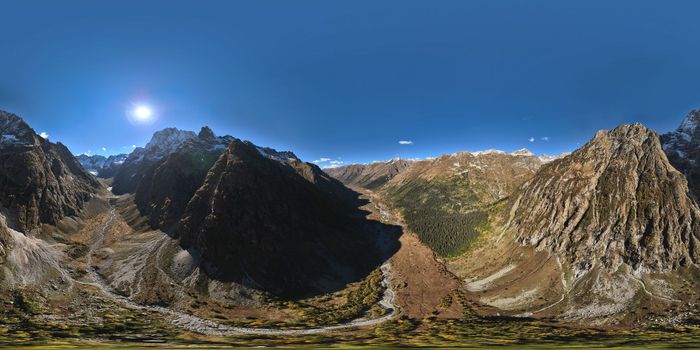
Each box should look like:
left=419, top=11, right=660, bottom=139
left=133, top=127, right=234, bottom=231
left=177, top=139, right=381, bottom=297
left=661, top=109, right=700, bottom=201
left=0, top=110, right=101, bottom=232
left=111, top=128, right=197, bottom=194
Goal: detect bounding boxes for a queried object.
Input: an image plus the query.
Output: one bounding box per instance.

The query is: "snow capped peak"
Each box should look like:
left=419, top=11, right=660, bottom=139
left=0, top=110, right=39, bottom=145
left=255, top=145, right=300, bottom=164
left=471, top=149, right=506, bottom=156
left=510, top=148, right=535, bottom=157
left=538, top=152, right=570, bottom=163
left=678, top=109, right=700, bottom=134
left=143, top=128, right=197, bottom=159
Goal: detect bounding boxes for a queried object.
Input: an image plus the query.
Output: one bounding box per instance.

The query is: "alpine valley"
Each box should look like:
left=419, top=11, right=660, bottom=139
left=2, top=107, right=700, bottom=348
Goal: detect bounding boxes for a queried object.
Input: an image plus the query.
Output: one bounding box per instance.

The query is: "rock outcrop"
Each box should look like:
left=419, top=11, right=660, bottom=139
left=509, top=123, right=700, bottom=273
left=0, top=110, right=101, bottom=232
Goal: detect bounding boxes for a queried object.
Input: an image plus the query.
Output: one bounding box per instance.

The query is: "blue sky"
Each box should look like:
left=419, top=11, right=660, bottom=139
left=1, top=1, right=700, bottom=166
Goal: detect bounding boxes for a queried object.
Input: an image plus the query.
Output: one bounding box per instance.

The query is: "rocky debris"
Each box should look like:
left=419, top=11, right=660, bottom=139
left=509, top=123, right=700, bottom=273
left=0, top=110, right=102, bottom=232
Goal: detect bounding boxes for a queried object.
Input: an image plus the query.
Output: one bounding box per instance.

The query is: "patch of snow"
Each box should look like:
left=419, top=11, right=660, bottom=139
left=1, top=134, right=18, bottom=143
left=510, top=148, right=535, bottom=157
left=539, top=152, right=570, bottom=163
left=471, top=149, right=506, bottom=156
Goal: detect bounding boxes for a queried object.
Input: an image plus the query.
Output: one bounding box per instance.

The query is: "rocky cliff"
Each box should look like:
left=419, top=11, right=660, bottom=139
left=0, top=110, right=102, bottom=232
left=510, top=124, right=700, bottom=273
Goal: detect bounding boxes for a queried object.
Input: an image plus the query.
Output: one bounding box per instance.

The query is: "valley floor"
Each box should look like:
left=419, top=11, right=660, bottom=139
left=1, top=191, right=700, bottom=348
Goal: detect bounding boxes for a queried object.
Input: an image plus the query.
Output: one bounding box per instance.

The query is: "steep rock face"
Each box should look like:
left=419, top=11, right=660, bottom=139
left=325, top=158, right=415, bottom=190
left=177, top=139, right=378, bottom=297
left=660, top=109, right=700, bottom=200
left=0, top=110, right=101, bottom=232
left=510, top=124, right=700, bottom=273
left=112, top=128, right=196, bottom=194
left=134, top=127, right=234, bottom=231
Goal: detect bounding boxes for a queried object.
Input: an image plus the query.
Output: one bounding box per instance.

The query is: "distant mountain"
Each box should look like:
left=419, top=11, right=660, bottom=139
left=324, top=158, right=415, bottom=190
left=111, top=128, right=197, bottom=194
left=176, top=139, right=381, bottom=297
left=327, top=149, right=543, bottom=256
left=76, top=153, right=127, bottom=178
left=661, top=109, right=700, bottom=201
left=0, top=110, right=101, bottom=232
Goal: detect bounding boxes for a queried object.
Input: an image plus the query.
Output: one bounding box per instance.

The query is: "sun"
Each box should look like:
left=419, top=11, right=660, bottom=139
left=133, top=105, right=153, bottom=121
left=127, top=104, right=156, bottom=125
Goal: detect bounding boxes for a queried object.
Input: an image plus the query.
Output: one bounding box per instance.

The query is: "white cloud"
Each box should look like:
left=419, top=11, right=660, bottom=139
left=313, top=157, right=332, bottom=164
left=398, top=140, right=413, bottom=145
left=541, top=136, right=550, bottom=141
left=528, top=137, right=535, bottom=142
left=314, top=157, right=345, bottom=169
left=101, top=147, right=107, bottom=152
left=324, top=161, right=345, bottom=169
left=132, top=144, right=136, bottom=148
left=39, top=132, right=49, bottom=139
left=83, top=150, right=92, bottom=156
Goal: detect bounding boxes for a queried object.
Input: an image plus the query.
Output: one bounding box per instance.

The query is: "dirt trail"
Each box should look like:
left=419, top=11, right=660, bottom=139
left=84, top=204, right=398, bottom=336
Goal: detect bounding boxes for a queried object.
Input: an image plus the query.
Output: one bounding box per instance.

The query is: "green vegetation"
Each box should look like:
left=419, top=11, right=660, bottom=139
left=253, top=268, right=387, bottom=329
left=386, top=177, right=488, bottom=256
left=0, top=292, right=177, bottom=346
left=0, top=288, right=699, bottom=348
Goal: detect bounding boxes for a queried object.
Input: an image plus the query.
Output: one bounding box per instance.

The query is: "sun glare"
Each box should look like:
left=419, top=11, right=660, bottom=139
left=127, top=104, right=156, bottom=125
left=134, top=105, right=152, bottom=120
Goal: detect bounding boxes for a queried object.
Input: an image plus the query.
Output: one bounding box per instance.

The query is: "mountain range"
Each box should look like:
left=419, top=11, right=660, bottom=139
left=1, top=107, right=700, bottom=340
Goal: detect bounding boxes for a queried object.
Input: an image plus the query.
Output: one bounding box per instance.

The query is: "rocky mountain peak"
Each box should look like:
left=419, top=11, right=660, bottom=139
left=198, top=126, right=216, bottom=141
left=0, top=110, right=39, bottom=145
left=0, top=110, right=101, bottom=231
left=143, top=127, right=197, bottom=159
left=677, top=109, right=700, bottom=134
left=509, top=123, right=700, bottom=274
left=660, top=109, right=700, bottom=200
left=510, top=148, right=535, bottom=157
